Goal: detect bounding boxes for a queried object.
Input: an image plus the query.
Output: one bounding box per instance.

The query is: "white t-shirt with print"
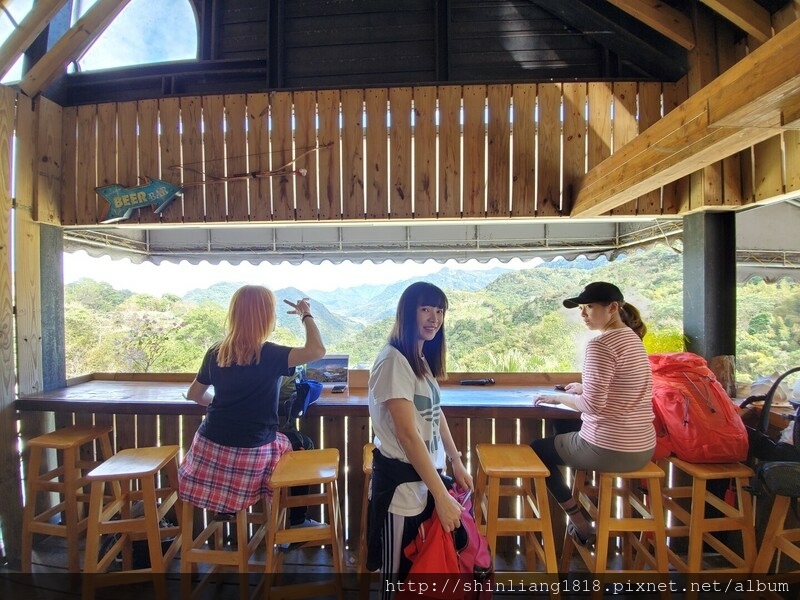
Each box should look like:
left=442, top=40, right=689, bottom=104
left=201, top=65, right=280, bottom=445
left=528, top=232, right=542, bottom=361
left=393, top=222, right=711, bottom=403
left=368, top=344, right=445, bottom=516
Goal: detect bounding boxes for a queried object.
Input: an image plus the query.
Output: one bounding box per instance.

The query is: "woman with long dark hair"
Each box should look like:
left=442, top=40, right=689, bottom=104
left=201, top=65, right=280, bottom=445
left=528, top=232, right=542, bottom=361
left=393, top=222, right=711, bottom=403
left=366, top=282, right=473, bottom=594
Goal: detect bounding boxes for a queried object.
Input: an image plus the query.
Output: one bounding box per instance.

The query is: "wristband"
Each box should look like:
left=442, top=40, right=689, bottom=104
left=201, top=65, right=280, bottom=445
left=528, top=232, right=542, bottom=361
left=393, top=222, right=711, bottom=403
left=448, top=451, right=462, bottom=463
left=301, top=314, right=314, bottom=322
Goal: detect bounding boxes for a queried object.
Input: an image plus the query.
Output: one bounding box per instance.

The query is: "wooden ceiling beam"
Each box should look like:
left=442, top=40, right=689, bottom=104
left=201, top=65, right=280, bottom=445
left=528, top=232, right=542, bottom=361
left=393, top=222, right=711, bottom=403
left=607, top=0, right=696, bottom=50
left=18, top=0, right=133, bottom=99
left=700, top=0, right=772, bottom=43
left=0, top=0, right=68, bottom=80
left=572, top=17, right=800, bottom=217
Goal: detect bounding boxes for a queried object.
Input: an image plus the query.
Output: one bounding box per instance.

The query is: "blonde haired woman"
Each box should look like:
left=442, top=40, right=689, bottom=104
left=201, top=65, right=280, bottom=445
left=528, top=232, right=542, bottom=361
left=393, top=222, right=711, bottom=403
left=179, top=285, right=325, bottom=518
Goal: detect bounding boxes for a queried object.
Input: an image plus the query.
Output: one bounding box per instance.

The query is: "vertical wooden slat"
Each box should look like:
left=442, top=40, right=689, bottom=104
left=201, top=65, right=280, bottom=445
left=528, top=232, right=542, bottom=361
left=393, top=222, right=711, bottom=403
left=182, top=415, right=203, bottom=460
left=137, top=415, right=158, bottom=448
left=95, top=103, right=117, bottom=225
left=636, top=83, right=663, bottom=214
left=115, top=414, right=136, bottom=451
left=225, top=94, right=249, bottom=221
left=716, top=20, right=744, bottom=207
left=390, top=87, right=412, bottom=219
left=116, top=101, right=138, bottom=222
left=536, top=83, right=560, bottom=217
left=159, top=414, right=180, bottom=448
left=587, top=83, right=612, bottom=170
left=785, top=129, right=800, bottom=194
left=413, top=86, right=436, bottom=218
left=446, top=416, right=468, bottom=469
left=75, top=104, right=97, bottom=224
left=611, top=82, right=639, bottom=216
left=15, top=95, right=43, bottom=397
left=60, top=106, right=78, bottom=225
left=317, top=90, right=341, bottom=221
left=365, top=88, right=389, bottom=219
left=179, top=97, right=204, bottom=223
left=689, top=4, right=722, bottom=211
left=561, top=82, right=586, bottom=216
left=158, top=98, right=183, bottom=223
left=246, top=93, right=271, bottom=222
left=270, top=91, right=295, bottom=222
left=661, top=78, right=689, bottom=214
left=486, top=84, right=511, bottom=217
left=320, top=415, right=344, bottom=524
left=345, top=415, right=370, bottom=546
left=293, top=90, right=318, bottom=221
left=341, top=89, right=365, bottom=220
left=203, top=95, right=226, bottom=223
left=462, top=85, right=486, bottom=217
left=437, top=85, right=461, bottom=218
left=753, top=136, right=784, bottom=201
left=137, top=99, right=160, bottom=223
left=34, top=97, right=62, bottom=225
left=511, top=83, right=535, bottom=217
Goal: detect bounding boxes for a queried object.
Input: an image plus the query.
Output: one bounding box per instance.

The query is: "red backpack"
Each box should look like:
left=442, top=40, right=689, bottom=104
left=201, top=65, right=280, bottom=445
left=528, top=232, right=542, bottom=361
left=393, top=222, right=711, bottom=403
left=649, top=352, right=749, bottom=463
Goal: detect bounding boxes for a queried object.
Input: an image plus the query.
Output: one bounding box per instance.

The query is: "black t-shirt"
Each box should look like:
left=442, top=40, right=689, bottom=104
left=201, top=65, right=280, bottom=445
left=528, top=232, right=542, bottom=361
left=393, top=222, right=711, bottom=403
left=196, top=342, right=294, bottom=448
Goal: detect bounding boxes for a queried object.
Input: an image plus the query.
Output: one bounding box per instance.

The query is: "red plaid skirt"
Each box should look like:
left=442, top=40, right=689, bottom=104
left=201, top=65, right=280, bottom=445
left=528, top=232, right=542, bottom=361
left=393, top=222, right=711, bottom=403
left=178, top=430, right=292, bottom=513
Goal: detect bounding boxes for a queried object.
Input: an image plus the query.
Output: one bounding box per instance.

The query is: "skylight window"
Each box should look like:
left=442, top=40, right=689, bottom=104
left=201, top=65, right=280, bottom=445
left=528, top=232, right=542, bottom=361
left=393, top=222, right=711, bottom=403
left=71, top=0, right=197, bottom=72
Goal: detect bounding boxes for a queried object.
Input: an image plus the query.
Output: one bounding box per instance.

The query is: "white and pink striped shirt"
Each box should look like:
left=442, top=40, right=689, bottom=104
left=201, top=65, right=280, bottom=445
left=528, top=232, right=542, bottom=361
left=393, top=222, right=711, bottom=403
left=572, top=327, right=656, bottom=452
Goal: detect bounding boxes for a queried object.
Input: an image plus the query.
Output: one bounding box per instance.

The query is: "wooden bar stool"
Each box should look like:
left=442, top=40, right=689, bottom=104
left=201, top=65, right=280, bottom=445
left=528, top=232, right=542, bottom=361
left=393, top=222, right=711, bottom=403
left=82, top=445, right=182, bottom=600
left=263, top=448, right=345, bottom=599
left=358, top=442, right=375, bottom=600
left=474, top=443, right=559, bottom=574
left=752, top=462, right=800, bottom=575
left=21, top=424, right=114, bottom=572
left=560, top=462, right=669, bottom=574
left=659, top=457, right=757, bottom=573
left=180, top=499, right=268, bottom=600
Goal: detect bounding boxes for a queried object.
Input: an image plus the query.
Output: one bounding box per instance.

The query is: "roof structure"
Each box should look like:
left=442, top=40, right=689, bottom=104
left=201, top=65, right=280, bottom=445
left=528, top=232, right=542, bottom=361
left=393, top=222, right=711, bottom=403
left=2, top=0, right=799, bottom=274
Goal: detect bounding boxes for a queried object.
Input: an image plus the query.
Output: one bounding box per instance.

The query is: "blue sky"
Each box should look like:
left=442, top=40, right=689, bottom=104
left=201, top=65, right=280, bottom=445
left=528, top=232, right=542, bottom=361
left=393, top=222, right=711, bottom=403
left=1, top=0, right=196, bottom=81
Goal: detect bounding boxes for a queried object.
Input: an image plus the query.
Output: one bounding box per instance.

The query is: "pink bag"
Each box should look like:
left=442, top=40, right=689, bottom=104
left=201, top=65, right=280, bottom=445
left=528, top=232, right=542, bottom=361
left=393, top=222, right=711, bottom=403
left=452, top=487, right=493, bottom=599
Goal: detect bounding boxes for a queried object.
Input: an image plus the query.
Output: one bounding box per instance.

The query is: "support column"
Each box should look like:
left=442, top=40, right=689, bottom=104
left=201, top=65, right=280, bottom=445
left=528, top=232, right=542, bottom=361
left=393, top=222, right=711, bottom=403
left=41, top=225, right=66, bottom=391
left=683, top=212, right=737, bottom=394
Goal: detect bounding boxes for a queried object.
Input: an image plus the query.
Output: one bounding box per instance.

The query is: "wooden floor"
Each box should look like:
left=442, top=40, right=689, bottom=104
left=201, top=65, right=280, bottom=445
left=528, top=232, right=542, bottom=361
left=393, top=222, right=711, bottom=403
left=3, top=534, right=569, bottom=600
left=5, top=535, right=798, bottom=599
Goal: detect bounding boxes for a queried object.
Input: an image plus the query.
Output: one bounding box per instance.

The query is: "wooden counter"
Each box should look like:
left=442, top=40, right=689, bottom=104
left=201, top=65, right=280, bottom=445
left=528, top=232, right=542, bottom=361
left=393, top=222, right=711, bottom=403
left=15, top=372, right=581, bottom=548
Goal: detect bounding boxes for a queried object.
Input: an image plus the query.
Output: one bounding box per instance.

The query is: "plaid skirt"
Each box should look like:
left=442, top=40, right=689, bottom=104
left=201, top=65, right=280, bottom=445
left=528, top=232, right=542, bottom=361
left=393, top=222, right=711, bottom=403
left=178, top=430, right=292, bottom=513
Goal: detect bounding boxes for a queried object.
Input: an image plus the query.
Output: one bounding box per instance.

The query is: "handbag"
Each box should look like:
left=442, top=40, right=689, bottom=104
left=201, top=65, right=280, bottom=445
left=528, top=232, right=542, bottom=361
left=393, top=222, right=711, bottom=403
left=740, top=366, right=800, bottom=464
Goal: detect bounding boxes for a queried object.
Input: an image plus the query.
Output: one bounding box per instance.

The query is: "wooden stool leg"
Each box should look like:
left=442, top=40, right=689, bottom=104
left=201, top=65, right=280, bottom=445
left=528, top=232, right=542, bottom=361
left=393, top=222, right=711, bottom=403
left=752, top=495, right=791, bottom=573
left=532, top=474, right=558, bottom=574
left=21, top=446, right=43, bottom=572
left=485, top=475, right=501, bottom=561
left=180, top=501, right=194, bottom=600
left=141, top=475, right=168, bottom=600
left=593, top=474, right=614, bottom=573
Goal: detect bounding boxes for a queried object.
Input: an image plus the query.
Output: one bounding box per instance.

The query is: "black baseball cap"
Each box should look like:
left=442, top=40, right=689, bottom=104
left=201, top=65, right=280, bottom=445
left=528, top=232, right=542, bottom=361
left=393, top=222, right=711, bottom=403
left=563, top=282, right=624, bottom=308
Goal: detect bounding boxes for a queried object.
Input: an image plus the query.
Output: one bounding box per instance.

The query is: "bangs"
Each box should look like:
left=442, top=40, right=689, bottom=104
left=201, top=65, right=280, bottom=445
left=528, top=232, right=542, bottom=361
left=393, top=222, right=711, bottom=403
left=417, top=288, right=448, bottom=310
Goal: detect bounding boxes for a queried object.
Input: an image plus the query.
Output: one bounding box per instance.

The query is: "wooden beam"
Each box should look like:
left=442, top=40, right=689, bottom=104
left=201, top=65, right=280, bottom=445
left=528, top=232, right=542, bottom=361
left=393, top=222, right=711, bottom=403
left=700, top=0, right=772, bottom=43
left=18, top=0, right=133, bottom=99
left=572, top=17, right=800, bottom=216
left=0, top=0, right=68, bottom=80
left=529, top=0, right=687, bottom=80
left=607, top=0, right=695, bottom=50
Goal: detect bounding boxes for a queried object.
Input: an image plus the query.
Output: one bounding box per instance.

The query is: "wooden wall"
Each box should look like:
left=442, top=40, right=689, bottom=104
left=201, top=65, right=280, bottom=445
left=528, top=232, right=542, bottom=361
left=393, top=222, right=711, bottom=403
left=57, top=82, right=704, bottom=227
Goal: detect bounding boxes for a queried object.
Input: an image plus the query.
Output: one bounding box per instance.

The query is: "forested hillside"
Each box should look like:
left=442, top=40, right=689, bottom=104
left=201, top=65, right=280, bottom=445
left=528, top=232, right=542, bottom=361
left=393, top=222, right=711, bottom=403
left=64, top=245, right=800, bottom=385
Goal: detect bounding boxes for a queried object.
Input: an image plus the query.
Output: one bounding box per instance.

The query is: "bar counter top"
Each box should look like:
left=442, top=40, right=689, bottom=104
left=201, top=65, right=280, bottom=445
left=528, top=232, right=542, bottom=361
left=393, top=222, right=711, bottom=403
left=15, top=372, right=582, bottom=419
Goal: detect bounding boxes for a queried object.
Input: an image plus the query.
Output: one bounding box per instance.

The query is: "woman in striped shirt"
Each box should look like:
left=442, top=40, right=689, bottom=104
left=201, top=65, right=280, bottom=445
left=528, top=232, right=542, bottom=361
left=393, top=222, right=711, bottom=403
left=530, top=281, right=655, bottom=547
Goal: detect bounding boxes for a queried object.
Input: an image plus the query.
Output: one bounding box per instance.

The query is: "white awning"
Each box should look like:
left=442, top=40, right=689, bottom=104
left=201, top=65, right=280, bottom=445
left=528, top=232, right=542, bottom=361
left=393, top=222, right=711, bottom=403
left=62, top=200, right=800, bottom=281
